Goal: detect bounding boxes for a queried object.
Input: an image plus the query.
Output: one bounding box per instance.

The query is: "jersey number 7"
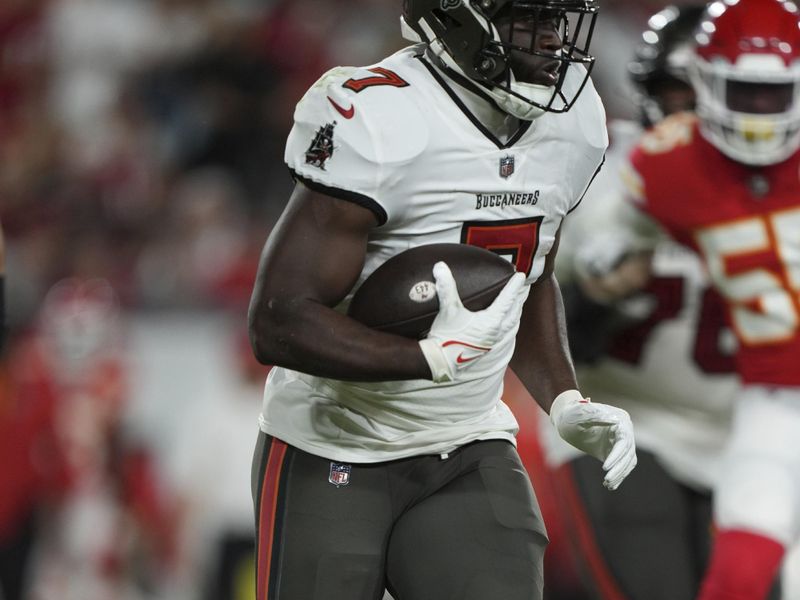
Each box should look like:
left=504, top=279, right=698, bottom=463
left=461, top=217, right=544, bottom=276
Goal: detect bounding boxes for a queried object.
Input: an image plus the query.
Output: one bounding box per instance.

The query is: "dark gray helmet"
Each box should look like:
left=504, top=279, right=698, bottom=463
left=627, top=4, right=705, bottom=126
left=402, top=0, right=599, bottom=118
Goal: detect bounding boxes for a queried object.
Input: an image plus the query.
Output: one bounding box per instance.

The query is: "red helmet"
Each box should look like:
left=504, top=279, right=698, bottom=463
left=689, top=0, right=800, bottom=165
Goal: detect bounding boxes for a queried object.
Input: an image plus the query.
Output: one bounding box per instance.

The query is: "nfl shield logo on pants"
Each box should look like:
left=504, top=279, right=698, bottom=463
left=499, top=155, right=515, bottom=178
left=328, top=462, right=352, bottom=487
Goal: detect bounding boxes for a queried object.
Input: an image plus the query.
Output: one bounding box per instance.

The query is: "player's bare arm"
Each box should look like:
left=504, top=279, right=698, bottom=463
left=510, top=229, right=576, bottom=413
left=511, top=227, right=637, bottom=490
left=248, top=182, right=431, bottom=381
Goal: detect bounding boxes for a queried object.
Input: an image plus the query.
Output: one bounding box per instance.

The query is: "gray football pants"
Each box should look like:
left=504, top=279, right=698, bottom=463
left=252, top=433, right=549, bottom=600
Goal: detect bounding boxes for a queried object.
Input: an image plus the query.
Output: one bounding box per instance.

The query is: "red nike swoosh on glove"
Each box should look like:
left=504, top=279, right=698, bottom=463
left=328, top=97, right=354, bottom=119
left=456, top=353, right=479, bottom=364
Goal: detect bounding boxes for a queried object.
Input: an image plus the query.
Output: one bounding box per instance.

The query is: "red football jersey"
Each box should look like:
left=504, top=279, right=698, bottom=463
left=628, top=113, right=800, bottom=386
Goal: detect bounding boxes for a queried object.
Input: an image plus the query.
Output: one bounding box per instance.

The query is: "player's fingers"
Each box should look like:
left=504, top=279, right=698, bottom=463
left=487, top=272, right=526, bottom=316
left=602, top=428, right=637, bottom=489
left=501, top=284, right=530, bottom=331
left=433, top=262, right=463, bottom=312
left=601, top=425, right=632, bottom=471
left=603, top=446, right=637, bottom=490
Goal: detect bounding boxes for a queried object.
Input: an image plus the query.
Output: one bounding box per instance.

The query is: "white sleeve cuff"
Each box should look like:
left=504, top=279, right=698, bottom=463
left=418, top=338, right=452, bottom=383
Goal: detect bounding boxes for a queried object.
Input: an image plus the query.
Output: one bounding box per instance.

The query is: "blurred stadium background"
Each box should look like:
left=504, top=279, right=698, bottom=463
left=0, top=1, right=705, bottom=599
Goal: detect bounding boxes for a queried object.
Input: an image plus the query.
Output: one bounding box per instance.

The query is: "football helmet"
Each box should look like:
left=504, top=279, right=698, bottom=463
left=41, top=278, right=120, bottom=370
left=689, top=0, right=800, bottom=165
left=401, top=0, right=599, bottom=120
left=628, top=4, right=705, bottom=127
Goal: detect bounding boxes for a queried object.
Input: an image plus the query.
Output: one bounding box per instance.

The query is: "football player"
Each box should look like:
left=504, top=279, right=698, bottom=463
left=537, top=5, right=742, bottom=600
left=246, top=1, right=637, bottom=598
left=606, top=1, right=800, bottom=598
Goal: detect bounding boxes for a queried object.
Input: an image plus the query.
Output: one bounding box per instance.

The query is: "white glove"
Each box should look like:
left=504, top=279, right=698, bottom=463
left=550, top=389, right=637, bottom=490
left=419, top=261, right=527, bottom=383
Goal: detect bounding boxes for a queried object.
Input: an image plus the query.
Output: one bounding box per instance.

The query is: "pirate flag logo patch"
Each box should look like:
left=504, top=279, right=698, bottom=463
left=305, top=122, right=337, bottom=170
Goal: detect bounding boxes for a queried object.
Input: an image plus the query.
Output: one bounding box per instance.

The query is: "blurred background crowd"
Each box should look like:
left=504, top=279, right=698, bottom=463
left=0, top=1, right=712, bottom=599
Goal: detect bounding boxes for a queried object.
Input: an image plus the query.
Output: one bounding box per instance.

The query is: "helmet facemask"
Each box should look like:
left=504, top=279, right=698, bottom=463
left=402, top=0, right=599, bottom=120
left=688, top=0, right=800, bottom=167
left=690, top=55, right=800, bottom=166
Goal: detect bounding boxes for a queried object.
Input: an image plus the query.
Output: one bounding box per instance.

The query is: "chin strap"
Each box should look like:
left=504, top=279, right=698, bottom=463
left=400, top=16, right=422, bottom=43
left=402, top=13, right=551, bottom=121
left=424, top=49, right=503, bottom=109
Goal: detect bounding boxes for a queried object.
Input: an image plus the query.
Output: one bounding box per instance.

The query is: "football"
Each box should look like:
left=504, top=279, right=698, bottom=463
left=347, top=243, right=517, bottom=339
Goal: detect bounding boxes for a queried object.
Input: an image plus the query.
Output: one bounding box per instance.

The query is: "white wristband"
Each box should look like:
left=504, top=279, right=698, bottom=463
left=549, top=389, right=588, bottom=426
left=418, top=338, right=453, bottom=383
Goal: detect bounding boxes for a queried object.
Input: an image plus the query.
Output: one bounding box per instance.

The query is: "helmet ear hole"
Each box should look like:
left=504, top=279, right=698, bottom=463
left=477, top=56, right=499, bottom=77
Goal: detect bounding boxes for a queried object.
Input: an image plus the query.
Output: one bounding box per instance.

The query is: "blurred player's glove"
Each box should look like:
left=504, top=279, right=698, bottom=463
left=574, top=234, right=653, bottom=304
left=550, top=390, right=637, bottom=490
left=574, top=233, right=636, bottom=279
left=419, top=262, right=527, bottom=383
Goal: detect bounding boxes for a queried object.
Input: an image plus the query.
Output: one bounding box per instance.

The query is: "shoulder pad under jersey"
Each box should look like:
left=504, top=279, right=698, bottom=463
left=285, top=61, right=429, bottom=221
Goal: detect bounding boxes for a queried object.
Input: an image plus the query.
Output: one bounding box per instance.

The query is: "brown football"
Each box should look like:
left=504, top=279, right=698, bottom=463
left=347, top=243, right=517, bottom=339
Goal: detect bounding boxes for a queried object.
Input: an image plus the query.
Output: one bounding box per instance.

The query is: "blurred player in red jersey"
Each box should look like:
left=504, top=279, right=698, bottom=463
left=535, top=6, right=744, bottom=600
left=609, top=1, right=800, bottom=598
left=2, top=278, right=177, bottom=600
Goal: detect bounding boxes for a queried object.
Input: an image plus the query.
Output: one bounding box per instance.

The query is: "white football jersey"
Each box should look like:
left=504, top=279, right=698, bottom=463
left=541, top=119, right=738, bottom=490
left=258, top=45, right=608, bottom=463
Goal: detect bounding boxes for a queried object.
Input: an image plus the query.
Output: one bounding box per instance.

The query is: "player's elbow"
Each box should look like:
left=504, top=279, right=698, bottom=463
left=247, top=297, right=288, bottom=365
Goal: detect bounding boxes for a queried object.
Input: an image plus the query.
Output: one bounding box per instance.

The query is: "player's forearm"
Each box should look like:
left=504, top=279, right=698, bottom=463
left=248, top=296, right=431, bottom=381
left=510, top=273, right=579, bottom=413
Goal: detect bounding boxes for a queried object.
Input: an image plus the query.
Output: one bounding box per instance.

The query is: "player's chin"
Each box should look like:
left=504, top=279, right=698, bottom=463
left=514, top=61, right=560, bottom=87
left=527, top=68, right=559, bottom=87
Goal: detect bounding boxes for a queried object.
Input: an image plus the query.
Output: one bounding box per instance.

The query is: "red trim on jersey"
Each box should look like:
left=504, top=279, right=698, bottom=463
left=554, top=465, right=628, bottom=600
left=257, top=439, right=288, bottom=600
left=342, top=67, right=409, bottom=93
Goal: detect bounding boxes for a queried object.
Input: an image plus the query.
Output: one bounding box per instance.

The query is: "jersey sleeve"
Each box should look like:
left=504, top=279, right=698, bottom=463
left=619, top=152, right=671, bottom=250
left=565, top=68, right=609, bottom=212
left=285, top=64, right=428, bottom=227
left=285, top=67, right=388, bottom=224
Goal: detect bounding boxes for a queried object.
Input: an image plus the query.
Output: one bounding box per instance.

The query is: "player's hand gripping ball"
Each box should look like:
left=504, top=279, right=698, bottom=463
left=347, top=243, right=517, bottom=339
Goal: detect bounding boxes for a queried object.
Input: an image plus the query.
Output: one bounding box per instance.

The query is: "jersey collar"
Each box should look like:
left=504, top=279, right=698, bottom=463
left=417, top=54, right=532, bottom=150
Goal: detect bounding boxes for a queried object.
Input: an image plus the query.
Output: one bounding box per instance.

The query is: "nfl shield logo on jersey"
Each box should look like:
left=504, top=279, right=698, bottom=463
left=328, top=462, right=352, bottom=487
left=499, top=155, right=515, bottom=179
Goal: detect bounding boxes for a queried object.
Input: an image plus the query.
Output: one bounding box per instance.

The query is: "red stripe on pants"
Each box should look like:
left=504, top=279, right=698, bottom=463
left=257, top=439, right=288, bottom=600
left=554, top=464, right=628, bottom=600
